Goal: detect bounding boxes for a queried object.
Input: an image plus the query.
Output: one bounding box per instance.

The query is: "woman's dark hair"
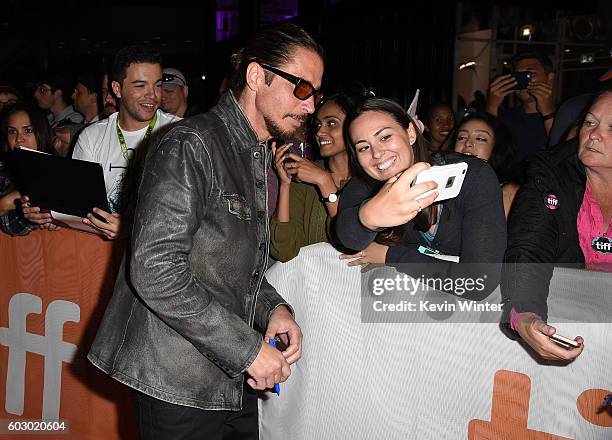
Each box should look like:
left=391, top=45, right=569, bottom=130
left=450, top=111, right=519, bottom=184
left=309, top=88, right=372, bottom=159
left=425, top=102, right=454, bottom=125
left=343, top=97, right=436, bottom=240
left=230, top=23, right=324, bottom=100
left=1, top=103, right=54, bottom=154
left=319, top=92, right=357, bottom=116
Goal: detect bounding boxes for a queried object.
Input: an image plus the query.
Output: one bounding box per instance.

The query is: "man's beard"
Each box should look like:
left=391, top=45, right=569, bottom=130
left=264, top=114, right=307, bottom=142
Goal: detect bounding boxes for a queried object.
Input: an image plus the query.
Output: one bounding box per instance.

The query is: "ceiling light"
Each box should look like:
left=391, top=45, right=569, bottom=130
left=458, top=61, right=477, bottom=70
left=520, top=25, right=534, bottom=38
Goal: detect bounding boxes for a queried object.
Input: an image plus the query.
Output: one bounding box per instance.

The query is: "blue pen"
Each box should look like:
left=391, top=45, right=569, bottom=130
left=267, top=338, right=281, bottom=396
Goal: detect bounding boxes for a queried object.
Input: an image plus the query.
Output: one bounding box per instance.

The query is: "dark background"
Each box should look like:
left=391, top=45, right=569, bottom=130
left=0, top=0, right=609, bottom=114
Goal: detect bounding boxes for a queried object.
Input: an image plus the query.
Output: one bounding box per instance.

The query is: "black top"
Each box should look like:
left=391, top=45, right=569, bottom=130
left=501, top=138, right=585, bottom=321
left=335, top=154, right=507, bottom=300
left=498, top=107, right=548, bottom=161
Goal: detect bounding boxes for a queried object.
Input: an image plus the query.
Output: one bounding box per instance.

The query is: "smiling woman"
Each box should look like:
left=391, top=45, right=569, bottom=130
left=424, top=102, right=455, bottom=151
left=335, top=97, right=507, bottom=300
left=270, top=92, right=356, bottom=262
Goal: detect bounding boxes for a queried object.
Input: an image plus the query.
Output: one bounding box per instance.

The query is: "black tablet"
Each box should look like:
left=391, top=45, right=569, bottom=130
left=11, top=147, right=110, bottom=218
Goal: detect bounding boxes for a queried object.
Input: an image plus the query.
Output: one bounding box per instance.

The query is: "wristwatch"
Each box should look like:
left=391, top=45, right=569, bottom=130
left=320, top=192, right=339, bottom=203
left=320, top=185, right=345, bottom=203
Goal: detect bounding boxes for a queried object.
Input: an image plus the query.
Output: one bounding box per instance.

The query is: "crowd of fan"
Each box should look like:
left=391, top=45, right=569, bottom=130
left=0, top=44, right=610, bottom=365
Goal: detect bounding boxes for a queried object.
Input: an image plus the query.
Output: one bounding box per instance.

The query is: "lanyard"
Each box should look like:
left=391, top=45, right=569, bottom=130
left=115, top=112, right=158, bottom=161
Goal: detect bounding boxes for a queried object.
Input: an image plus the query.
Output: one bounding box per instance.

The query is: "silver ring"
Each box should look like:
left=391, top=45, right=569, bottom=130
left=416, top=199, right=423, bottom=213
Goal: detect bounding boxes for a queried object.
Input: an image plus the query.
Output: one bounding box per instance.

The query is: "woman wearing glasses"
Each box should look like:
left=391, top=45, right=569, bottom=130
left=452, top=112, right=521, bottom=219
left=336, top=97, right=506, bottom=300
left=270, top=92, right=355, bottom=262
left=0, top=103, right=55, bottom=235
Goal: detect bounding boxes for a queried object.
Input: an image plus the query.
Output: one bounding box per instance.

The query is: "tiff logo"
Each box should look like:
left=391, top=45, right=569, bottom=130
left=547, top=197, right=558, bottom=206
left=595, top=241, right=612, bottom=251
left=0, top=293, right=79, bottom=420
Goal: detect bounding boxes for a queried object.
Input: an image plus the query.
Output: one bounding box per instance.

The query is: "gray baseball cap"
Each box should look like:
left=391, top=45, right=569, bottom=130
left=162, top=68, right=187, bottom=90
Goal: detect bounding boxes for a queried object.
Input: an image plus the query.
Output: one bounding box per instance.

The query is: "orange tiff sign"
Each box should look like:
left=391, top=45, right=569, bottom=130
left=0, top=229, right=137, bottom=439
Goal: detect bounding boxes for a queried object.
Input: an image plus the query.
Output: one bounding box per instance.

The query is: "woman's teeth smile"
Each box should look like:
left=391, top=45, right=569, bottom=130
left=376, top=157, right=396, bottom=171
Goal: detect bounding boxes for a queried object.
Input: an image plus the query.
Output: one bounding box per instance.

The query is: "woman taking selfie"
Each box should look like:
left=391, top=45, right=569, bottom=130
left=336, top=97, right=506, bottom=300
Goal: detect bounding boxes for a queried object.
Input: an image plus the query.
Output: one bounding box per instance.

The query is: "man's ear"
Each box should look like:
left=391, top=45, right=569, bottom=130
left=245, top=62, right=265, bottom=94
left=112, top=81, right=122, bottom=99
left=407, top=122, right=418, bottom=146
left=546, top=71, right=556, bottom=85
left=183, top=85, right=189, bottom=99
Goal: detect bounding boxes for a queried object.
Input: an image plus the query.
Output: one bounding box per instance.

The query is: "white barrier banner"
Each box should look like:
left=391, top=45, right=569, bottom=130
left=260, top=243, right=612, bottom=440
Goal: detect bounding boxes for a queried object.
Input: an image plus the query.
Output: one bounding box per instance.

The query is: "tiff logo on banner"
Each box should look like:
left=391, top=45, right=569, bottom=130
left=0, top=293, right=80, bottom=420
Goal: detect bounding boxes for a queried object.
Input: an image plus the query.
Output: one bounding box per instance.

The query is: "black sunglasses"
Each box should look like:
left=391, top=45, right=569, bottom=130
left=259, top=63, right=323, bottom=105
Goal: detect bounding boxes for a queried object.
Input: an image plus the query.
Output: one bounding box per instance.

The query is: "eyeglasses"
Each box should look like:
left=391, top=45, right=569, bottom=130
left=36, top=86, right=52, bottom=94
left=259, top=63, right=323, bottom=106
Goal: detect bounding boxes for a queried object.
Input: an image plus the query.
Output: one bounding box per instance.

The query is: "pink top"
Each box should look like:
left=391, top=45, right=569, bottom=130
left=577, top=183, right=612, bottom=272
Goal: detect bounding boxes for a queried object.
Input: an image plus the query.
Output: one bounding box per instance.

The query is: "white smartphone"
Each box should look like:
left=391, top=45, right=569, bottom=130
left=412, top=162, right=468, bottom=202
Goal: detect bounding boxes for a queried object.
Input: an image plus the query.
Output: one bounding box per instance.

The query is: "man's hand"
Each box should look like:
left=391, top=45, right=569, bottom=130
left=83, top=207, right=123, bottom=240
left=515, top=317, right=584, bottom=362
left=246, top=340, right=291, bottom=391
left=527, top=81, right=555, bottom=116
left=485, top=74, right=517, bottom=116
left=265, top=305, right=303, bottom=365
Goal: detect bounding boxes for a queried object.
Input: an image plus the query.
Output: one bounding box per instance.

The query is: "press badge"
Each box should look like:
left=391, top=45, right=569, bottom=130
left=592, top=237, right=612, bottom=254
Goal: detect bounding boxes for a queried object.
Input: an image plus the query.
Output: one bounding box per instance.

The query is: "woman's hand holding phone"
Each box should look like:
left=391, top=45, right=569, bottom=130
left=515, top=316, right=584, bottom=362
left=271, top=141, right=293, bottom=186
left=359, top=162, right=438, bottom=230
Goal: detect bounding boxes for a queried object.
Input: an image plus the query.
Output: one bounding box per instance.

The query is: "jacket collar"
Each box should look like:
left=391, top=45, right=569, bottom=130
left=212, top=90, right=261, bottom=152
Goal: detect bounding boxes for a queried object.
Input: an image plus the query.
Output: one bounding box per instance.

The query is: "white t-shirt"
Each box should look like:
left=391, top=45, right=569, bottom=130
left=72, top=109, right=181, bottom=213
